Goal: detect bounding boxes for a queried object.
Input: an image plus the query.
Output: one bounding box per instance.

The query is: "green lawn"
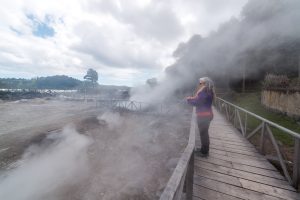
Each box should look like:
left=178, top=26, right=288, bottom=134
left=224, top=92, right=300, bottom=146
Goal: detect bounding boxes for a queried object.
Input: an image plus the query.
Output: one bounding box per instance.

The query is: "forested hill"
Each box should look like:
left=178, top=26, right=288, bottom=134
left=0, top=75, right=82, bottom=90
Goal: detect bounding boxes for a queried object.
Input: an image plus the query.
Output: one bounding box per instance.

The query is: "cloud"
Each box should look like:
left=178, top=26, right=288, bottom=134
left=88, top=0, right=184, bottom=43
left=0, top=0, right=247, bottom=86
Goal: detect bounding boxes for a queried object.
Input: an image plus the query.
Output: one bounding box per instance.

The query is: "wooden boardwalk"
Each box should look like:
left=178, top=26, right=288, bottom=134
left=193, top=108, right=300, bottom=200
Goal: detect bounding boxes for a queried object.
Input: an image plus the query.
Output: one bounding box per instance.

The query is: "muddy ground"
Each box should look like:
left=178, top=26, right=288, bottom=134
left=0, top=99, right=98, bottom=169
left=0, top=98, right=190, bottom=200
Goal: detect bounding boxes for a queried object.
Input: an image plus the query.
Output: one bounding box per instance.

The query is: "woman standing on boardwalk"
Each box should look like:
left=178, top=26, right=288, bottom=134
left=186, top=77, right=215, bottom=157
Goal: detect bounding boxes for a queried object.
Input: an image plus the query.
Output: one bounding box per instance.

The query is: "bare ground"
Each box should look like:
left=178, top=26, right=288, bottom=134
left=0, top=99, right=190, bottom=200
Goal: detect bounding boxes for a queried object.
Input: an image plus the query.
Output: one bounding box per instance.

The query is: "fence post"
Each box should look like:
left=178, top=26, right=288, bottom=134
left=259, top=122, right=266, bottom=155
left=234, top=108, right=237, bottom=128
left=186, top=152, right=194, bottom=200
left=292, top=138, right=300, bottom=189
left=225, top=104, right=229, bottom=120
left=244, top=113, right=247, bottom=136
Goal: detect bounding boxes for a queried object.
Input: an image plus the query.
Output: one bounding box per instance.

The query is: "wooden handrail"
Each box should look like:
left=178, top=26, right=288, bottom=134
left=215, top=97, right=300, bottom=189
left=160, top=107, right=197, bottom=200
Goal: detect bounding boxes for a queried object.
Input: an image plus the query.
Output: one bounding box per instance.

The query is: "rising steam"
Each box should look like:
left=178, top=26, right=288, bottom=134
left=131, top=0, right=300, bottom=103
left=0, top=126, right=91, bottom=200
left=0, top=110, right=188, bottom=200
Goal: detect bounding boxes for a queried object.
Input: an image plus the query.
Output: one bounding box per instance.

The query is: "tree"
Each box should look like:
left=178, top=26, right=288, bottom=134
left=146, top=78, right=158, bottom=88
left=84, top=68, right=98, bottom=87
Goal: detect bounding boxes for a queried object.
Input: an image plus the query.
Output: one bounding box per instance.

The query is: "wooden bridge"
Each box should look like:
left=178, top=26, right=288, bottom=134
left=160, top=97, right=300, bottom=200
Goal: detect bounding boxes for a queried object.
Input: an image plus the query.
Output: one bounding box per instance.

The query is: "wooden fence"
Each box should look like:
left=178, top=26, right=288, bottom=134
left=95, top=99, right=185, bottom=115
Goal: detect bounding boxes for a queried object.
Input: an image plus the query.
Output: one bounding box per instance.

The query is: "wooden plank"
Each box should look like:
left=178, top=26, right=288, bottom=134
left=209, top=147, right=257, bottom=158
left=210, top=124, right=233, bottom=127
left=210, top=148, right=266, bottom=161
left=195, top=160, right=295, bottom=191
left=210, top=137, right=253, bottom=146
left=222, top=151, right=265, bottom=161
left=210, top=132, right=250, bottom=140
left=209, top=138, right=247, bottom=145
left=209, top=148, right=227, bottom=156
left=210, top=139, right=255, bottom=149
left=210, top=133, right=245, bottom=140
left=210, top=143, right=259, bottom=154
left=209, top=130, right=244, bottom=136
left=195, top=167, right=242, bottom=187
left=210, top=145, right=261, bottom=157
left=209, top=135, right=244, bottom=141
left=207, top=142, right=258, bottom=152
left=194, top=156, right=284, bottom=180
left=231, top=163, right=285, bottom=180
left=219, top=144, right=258, bottom=152
left=239, top=179, right=300, bottom=200
left=193, top=176, right=284, bottom=200
left=210, top=136, right=248, bottom=143
left=191, top=195, right=204, bottom=200
left=193, top=185, right=243, bottom=200
left=207, top=153, right=277, bottom=171
left=195, top=155, right=233, bottom=168
left=210, top=130, right=242, bottom=134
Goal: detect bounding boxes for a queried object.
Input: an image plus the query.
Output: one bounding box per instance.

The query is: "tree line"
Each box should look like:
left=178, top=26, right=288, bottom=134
left=0, top=75, right=82, bottom=90
left=0, top=68, right=100, bottom=90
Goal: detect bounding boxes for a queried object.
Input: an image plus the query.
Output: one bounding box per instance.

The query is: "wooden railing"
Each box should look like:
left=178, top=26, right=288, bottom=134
left=95, top=99, right=184, bottom=115
left=159, top=107, right=197, bottom=200
left=96, top=99, right=145, bottom=111
left=215, top=97, right=300, bottom=189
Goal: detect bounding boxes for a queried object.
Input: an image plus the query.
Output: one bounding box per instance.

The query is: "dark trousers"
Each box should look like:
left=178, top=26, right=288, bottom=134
left=197, top=117, right=212, bottom=154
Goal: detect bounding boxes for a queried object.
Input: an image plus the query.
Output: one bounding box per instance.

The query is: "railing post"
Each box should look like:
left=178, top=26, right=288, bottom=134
left=259, top=122, right=266, bottom=155
left=244, top=113, right=247, bottom=136
left=186, top=152, right=194, bottom=200
left=234, top=108, right=237, bottom=128
left=292, top=138, right=300, bottom=189
left=266, top=124, right=292, bottom=184
left=225, top=104, right=229, bottom=120
left=236, top=110, right=245, bottom=136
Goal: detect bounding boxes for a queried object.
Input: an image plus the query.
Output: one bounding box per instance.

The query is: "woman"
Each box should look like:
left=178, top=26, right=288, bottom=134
left=186, top=77, right=215, bottom=157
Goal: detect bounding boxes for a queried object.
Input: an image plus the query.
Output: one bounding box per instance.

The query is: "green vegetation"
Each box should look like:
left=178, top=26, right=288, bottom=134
left=84, top=68, right=98, bottom=88
left=0, top=75, right=82, bottom=90
left=226, top=92, right=300, bottom=146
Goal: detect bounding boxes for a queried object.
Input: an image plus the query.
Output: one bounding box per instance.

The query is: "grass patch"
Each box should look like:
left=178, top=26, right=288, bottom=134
left=224, top=92, right=300, bottom=146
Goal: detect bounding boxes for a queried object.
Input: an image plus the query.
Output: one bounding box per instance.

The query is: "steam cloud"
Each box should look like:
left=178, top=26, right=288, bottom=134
left=0, top=111, right=188, bottom=200
left=131, top=0, right=300, bottom=103
left=0, top=126, right=91, bottom=200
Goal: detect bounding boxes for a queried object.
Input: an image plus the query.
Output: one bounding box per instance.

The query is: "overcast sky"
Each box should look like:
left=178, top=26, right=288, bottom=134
left=0, top=0, right=247, bottom=86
